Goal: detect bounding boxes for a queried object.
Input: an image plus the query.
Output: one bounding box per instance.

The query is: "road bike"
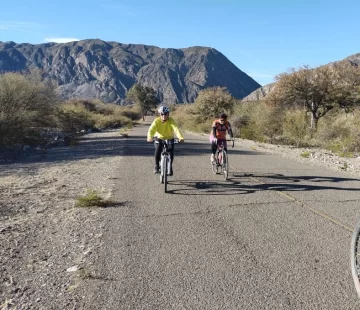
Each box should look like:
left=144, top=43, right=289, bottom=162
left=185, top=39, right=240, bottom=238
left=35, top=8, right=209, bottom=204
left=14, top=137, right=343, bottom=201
left=351, top=219, right=360, bottom=297
left=212, top=139, right=234, bottom=180
left=155, top=138, right=179, bottom=193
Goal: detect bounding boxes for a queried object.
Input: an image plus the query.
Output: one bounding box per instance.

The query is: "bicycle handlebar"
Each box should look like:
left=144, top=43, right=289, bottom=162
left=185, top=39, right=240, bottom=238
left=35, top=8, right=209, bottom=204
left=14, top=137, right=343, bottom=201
left=215, top=138, right=235, bottom=148
left=152, top=137, right=182, bottom=143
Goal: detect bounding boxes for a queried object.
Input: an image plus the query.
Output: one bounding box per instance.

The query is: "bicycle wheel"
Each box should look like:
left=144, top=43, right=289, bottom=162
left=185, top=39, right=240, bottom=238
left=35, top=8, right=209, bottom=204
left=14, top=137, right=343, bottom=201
left=211, top=152, right=219, bottom=174
left=163, top=156, right=168, bottom=193
left=159, top=156, right=164, bottom=184
left=351, top=219, right=360, bottom=297
left=222, top=150, right=228, bottom=180
left=212, top=152, right=218, bottom=174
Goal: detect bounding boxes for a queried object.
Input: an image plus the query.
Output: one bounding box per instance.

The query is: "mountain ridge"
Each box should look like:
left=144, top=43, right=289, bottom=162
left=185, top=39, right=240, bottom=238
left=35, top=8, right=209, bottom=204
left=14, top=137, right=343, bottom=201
left=242, top=52, right=360, bottom=102
left=0, top=39, right=261, bottom=104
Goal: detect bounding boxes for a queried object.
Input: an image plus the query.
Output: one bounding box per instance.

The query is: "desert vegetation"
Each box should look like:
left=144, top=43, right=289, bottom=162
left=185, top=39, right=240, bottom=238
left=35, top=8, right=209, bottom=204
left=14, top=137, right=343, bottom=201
left=172, top=61, right=360, bottom=157
left=1, top=60, right=359, bottom=159
left=0, top=72, right=143, bottom=158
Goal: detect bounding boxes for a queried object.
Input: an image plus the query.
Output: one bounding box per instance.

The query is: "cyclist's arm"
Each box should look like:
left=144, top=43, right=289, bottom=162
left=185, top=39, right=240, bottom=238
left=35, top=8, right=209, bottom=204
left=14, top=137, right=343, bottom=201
left=227, top=122, right=234, bottom=139
left=170, top=120, right=184, bottom=141
left=147, top=119, right=158, bottom=141
left=212, top=126, right=217, bottom=138
left=211, top=120, right=218, bottom=138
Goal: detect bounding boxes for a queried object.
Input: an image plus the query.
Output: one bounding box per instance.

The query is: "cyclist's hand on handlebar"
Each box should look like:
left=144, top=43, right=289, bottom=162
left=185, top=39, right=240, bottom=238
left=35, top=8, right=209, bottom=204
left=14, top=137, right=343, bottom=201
left=146, top=137, right=153, bottom=142
left=179, top=139, right=184, bottom=143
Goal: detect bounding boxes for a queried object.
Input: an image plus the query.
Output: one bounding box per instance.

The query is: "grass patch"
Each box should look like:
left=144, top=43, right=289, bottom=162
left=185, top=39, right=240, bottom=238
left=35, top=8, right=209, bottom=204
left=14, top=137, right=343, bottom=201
left=340, top=162, right=349, bottom=171
left=300, top=151, right=310, bottom=158
left=78, top=268, right=93, bottom=279
left=75, top=189, right=109, bottom=208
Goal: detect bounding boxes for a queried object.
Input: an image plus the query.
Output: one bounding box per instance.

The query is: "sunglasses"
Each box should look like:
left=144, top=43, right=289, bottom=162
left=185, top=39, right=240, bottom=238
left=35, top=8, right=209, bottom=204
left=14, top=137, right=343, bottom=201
left=220, top=119, right=226, bottom=122
left=161, top=113, right=169, bottom=116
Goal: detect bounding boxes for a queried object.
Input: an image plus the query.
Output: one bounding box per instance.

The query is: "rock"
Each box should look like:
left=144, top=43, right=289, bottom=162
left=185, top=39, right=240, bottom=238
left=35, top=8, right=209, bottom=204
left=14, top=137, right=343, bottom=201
left=66, top=266, right=80, bottom=272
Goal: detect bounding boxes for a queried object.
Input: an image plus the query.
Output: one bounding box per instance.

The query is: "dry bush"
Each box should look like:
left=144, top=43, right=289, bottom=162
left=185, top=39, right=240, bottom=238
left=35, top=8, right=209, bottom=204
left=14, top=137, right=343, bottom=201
left=282, top=110, right=310, bottom=146
left=93, top=114, right=132, bottom=129
left=0, top=72, right=57, bottom=147
left=56, top=100, right=138, bottom=133
left=170, top=104, right=194, bottom=129
left=234, top=101, right=284, bottom=143
left=192, top=87, right=236, bottom=122
left=56, top=102, right=95, bottom=134
left=315, top=109, right=360, bottom=156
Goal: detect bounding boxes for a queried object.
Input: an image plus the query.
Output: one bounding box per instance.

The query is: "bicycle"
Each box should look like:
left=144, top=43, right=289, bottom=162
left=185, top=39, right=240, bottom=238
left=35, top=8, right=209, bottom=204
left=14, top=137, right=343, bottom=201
left=155, top=138, right=179, bottom=193
left=351, top=219, right=360, bottom=297
left=212, top=139, right=234, bottom=180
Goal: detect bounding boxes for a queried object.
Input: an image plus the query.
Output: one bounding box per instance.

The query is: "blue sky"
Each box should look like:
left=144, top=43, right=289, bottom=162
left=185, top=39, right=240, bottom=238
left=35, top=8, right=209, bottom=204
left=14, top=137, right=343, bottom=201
left=0, top=0, right=359, bottom=85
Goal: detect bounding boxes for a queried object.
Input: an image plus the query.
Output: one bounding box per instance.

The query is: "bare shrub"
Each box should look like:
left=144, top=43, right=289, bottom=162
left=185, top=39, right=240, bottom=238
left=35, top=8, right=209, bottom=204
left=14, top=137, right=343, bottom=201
left=282, top=110, right=309, bottom=146
left=0, top=72, right=57, bottom=147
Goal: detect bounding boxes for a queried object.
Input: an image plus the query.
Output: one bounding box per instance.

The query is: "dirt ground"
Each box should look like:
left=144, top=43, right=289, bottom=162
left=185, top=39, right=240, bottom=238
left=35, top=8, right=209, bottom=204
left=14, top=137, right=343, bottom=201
left=1, top=128, right=360, bottom=309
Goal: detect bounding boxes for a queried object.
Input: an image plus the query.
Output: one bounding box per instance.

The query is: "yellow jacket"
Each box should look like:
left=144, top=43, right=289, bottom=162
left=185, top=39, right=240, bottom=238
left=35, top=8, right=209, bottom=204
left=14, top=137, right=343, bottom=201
left=147, top=117, right=184, bottom=140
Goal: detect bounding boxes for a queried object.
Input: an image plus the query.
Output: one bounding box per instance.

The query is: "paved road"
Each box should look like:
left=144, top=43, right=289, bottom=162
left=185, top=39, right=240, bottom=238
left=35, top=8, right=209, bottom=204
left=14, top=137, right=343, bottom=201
left=81, top=119, right=360, bottom=309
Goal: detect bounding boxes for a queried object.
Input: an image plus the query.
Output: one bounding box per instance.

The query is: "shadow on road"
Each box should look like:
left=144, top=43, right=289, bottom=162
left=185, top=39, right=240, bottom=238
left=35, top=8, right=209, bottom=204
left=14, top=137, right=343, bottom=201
left=165, top=172, right=360, bottom=195
left=0, top=131, right=260, bottom=166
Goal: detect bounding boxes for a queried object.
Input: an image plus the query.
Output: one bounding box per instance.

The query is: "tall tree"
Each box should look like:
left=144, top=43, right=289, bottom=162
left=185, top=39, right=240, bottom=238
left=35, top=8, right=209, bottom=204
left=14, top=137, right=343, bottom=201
left=126, top=83, right=158, bottom=120
left=266, top=64, right=360, bottom=130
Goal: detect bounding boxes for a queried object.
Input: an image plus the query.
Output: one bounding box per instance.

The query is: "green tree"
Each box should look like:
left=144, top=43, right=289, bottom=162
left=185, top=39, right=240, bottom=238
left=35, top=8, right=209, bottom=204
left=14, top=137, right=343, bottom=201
left=192, top=87, right=236, bottom=122
left=126, top=83, right=158, bottom=120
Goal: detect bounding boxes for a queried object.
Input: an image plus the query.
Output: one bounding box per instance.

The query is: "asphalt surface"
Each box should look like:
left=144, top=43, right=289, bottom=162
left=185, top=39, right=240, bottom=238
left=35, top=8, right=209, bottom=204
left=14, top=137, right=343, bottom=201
left=81, top=119, right=360, bottom=309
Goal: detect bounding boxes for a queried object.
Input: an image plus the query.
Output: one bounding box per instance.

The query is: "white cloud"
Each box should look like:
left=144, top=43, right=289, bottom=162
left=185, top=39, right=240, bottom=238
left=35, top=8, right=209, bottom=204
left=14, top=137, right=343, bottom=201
left=0, top=21, right=41, bottom=32
left=247, top=70, right=275, bottom=79
left=44, top=38, right=80, bottom=43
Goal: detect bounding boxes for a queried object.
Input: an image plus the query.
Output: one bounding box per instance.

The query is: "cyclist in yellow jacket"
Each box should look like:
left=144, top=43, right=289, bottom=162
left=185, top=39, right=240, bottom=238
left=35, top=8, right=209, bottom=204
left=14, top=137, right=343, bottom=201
left=147, top=106, right=184, bottom=175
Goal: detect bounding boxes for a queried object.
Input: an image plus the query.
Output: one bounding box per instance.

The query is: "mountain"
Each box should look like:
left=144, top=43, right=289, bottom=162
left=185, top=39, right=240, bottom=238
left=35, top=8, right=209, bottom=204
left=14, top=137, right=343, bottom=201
left=242, top=52, right=360, bottom=102
left=241, top=83, right=275, bottom=102
left=0, top=39, right=261, bottom=104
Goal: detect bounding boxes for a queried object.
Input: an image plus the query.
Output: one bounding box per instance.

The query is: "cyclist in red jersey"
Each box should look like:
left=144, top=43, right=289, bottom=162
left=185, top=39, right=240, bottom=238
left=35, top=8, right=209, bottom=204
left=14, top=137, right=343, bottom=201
left=209, top=113, right=234, bottom=163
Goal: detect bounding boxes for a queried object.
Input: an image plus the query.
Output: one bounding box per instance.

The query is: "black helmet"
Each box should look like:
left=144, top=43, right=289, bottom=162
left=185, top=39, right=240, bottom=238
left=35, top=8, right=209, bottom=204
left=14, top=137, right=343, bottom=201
left=220, top=113, right=227, bottom=119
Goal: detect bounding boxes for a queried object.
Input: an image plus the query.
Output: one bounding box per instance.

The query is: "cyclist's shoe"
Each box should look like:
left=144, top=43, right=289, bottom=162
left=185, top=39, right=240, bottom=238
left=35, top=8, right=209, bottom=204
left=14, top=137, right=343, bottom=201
left=211, top=154, right=215, bottom=164
left=153, top=166, right=160, bottom=174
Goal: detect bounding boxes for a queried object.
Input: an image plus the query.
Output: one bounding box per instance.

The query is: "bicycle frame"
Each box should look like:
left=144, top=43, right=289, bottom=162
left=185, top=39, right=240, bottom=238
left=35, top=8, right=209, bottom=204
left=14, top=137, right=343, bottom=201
left=154, top=138, right=178, bottom=193
left=212, top=139, right=234, bottom=180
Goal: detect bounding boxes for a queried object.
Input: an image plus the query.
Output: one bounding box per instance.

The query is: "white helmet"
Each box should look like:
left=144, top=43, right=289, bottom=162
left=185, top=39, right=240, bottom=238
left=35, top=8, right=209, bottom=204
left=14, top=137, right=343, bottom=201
left=158, top=106, right=170, bottom=114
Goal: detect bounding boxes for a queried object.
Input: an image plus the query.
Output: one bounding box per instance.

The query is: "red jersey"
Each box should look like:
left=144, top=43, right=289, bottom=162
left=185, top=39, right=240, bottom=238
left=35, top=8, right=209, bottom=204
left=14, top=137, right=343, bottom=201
left=211, top=119, right=232, bottom=140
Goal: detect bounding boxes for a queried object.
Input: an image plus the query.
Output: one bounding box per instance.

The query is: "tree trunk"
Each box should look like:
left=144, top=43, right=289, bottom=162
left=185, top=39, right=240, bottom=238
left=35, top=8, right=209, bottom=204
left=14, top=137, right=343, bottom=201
left=310, top=111, right=318, bottom=130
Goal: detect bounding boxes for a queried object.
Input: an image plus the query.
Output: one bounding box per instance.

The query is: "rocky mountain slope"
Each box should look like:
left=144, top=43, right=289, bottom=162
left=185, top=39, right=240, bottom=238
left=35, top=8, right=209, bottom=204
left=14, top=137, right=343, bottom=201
left=0, top=39, right=261, bottom=104
left=241, top=82, right=275, bottom=102
left=242, top=52, right=360, bottom=102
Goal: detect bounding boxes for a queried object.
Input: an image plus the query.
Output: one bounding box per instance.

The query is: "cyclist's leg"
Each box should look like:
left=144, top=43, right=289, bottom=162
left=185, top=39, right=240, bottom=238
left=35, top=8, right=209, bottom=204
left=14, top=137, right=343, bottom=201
left=222, top=139, right=228, bottom=151
left=211, top=140, right=217, bottom=162
left=154, top=141, right=162, bottom=173
left=169, top=147, right=174, bottom=175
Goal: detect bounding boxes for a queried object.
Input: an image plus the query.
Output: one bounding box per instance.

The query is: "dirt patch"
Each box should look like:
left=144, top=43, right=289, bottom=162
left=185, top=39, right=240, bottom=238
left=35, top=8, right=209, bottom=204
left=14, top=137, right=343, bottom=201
left=0, top=130, right=124, bottom=309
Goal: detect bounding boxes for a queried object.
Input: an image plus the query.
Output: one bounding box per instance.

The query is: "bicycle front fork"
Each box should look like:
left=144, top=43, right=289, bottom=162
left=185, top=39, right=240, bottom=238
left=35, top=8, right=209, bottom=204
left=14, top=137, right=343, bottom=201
left=161, top=156, right=172, bottom=174
left=217, top=152, right=222, bottom=165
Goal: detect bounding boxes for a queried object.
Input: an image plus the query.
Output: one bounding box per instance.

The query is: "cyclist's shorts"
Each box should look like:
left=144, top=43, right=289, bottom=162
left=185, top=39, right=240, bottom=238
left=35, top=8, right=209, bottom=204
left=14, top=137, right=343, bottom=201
left=217, top=139, right=227, bottom=148
left=209, top=135, right=227, bottom=147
